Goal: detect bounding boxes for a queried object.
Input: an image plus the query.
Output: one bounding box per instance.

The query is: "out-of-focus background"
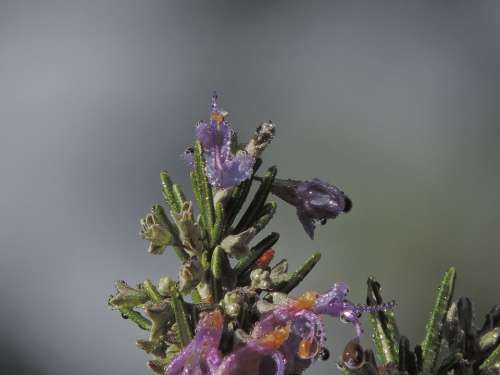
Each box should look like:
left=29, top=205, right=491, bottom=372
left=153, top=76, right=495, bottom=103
left=1, top=1, right=499, bottom=374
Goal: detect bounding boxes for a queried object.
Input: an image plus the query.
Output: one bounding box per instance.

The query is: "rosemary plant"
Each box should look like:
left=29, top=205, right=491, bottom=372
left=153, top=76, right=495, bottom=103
left=108, top=94, right=499, bottom=375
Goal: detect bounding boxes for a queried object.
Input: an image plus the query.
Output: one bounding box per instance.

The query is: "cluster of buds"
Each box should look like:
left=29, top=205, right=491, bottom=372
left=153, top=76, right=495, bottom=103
left=108, top=94, right=499, bottom=375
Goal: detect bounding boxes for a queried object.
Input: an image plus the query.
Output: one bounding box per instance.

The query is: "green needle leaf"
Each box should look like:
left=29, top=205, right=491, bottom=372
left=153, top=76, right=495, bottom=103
left=480, top=343, right=500, bottom=371
left=170, top=291, right=193, bottom=347
left=233, top=166, right=277, bottom=233
left=210, top=201, right=224, bottom=247
left=421, top=267, right=457, bottom=372
left=253, top=201, right=277, bottom=234
left=234, top=232, right=280, bottom=276
left=277, top=252, right=321, bottom=294
left=366, top=277, right=400, bottom=366
left=194, top=142, right=215, bottom=229
left=211, top=246, right=229, bottom=302
left=119, top=308, right=152, bottom=331
left=173, top=184, right=187, bottom=207
left=211, top=245, right=231, bottom=281
left=160, top=171, right=182, bottom=214
left=224, top=158, right=262, bottom=231
left=189, top=171, right=205, bottom=226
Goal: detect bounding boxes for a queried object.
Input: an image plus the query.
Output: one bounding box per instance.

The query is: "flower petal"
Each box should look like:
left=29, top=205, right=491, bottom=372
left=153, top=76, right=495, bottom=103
left=195, top=121, right=232, bottom=161
left=219, top=151, right=254, bottom=187
left=215, top=343, right=286, bottom=375
left=297, top=209, right=316, bottom=239
left=205, top=151, right=254, bottom=188
left=165, top=310, right=223, bottom=375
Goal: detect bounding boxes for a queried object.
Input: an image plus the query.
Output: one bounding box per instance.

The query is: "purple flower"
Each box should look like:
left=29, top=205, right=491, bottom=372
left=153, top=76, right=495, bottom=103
left=246, top=287, right=395, bottom=373
left=270, top=178, right=352, bottom=239
left=314, top=282, right=396, bottom=338
left=184, top=93, right=255, bottom=188
left=250, top=292, right=327, bottom=374
left=216, top=326, right=289, bottom=375
left=165, top=310, right=224, bottom=375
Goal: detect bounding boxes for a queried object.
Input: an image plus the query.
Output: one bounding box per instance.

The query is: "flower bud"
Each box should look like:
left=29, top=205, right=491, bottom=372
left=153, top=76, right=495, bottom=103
left=178, top=257, right=202, bottom=294
left=172, top=201, right=203, bottom=256
left=250, top=268, right=272, bottom=290
left=245, top=121, right=276, bottom=158
left=140, top=207, right=174, bottom=254
left=158, top=276, right=177, bottom=297
left=223, top=290, right=245, bottom=318
left=108, top=280, right=149, bottom=309
left=220, top=227, right=256, bottom=259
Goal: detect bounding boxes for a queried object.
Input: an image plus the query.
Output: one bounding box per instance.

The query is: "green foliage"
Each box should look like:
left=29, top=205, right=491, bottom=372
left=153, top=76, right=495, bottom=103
left=273, top=252, right=321, bottom=294
left=358, top=269, right=499, bottom=375
left=421, top=267, right=456, bottom=372
left=366, top=277, right=400, bottom=366
left=109, top=135, right=318, bottom=373
left=109, top=113, right=498, bottom=375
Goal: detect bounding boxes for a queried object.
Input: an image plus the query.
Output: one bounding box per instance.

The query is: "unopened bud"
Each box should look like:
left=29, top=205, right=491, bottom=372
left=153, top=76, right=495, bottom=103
left=245, top=121, right=276, bottom=158
left=220, top=227, right=256, bottom=259
left=158, top=276, right=177, bottom=297
left=140, top=207, right=174, bottom=255
left=250, top=268, right=272, bottom=289
left=108, top=280, right=149, bottom=309
left=178, top=257, right=202, bottom=294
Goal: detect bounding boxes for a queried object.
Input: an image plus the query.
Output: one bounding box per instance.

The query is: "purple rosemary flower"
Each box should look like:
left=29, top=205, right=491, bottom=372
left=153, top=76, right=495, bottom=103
left=247, top=286, right=395, bottom=373
left=253, top=305, right=326, bottom=374
left=269, top=178, right=352, bottom=239
left=184, top=93, right=255, bottom=188
left=314, top=282, right=396, bottom=338
left=248, top=292, right=327, bottom=374
left=216, top=326, right=289, bottom=375
left=165, top=310, right=224, bottom=375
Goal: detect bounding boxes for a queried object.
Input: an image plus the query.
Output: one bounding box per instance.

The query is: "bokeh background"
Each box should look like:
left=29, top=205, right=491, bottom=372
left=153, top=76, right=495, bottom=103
left=1, top=1, right=499, bottom=374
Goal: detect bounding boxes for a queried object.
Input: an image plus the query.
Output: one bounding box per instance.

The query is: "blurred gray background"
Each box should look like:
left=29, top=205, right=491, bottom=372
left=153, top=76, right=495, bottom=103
left=1, top=1, right=499, bottom=374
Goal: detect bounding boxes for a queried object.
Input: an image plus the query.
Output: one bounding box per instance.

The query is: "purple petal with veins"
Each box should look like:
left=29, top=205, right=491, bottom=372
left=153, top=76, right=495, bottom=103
left=165, top=310, right=223, bottom=375
left=183, top=94, right=255, bottom=188
left=205, top=150, right=254, bottom=189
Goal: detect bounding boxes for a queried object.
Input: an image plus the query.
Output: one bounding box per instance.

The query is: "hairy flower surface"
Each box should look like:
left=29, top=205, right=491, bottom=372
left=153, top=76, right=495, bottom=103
left=251, top=286, right=395, bottom=373
left=269, top=178, right=351, bottom=239
left=314, top=282, right=396, bottom=337
left=184, top=93, right=255, bottom=188
left=216, top=326, right=289, bottom=375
